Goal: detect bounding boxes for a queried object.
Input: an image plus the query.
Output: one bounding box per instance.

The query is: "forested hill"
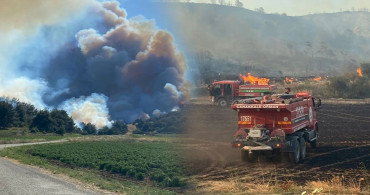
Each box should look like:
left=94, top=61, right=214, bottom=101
left=159, top=3, right=370, bottom=80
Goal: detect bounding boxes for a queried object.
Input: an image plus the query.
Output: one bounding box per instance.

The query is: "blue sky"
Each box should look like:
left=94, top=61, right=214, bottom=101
left=117, top=0, right=170, bottom=28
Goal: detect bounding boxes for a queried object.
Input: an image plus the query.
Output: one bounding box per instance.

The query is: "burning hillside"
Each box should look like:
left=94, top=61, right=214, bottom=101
left=285, top=77, right=294, bottom=84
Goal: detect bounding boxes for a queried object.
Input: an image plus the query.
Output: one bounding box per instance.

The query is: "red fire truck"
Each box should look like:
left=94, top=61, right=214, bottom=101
left=231, top=92, right=320, bottom=163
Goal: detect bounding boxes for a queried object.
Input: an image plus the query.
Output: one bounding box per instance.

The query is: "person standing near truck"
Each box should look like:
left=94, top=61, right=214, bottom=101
left=285, top=87, right=291, bottom=94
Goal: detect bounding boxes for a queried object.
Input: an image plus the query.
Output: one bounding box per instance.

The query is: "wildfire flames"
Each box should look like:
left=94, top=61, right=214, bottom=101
left=312, top=76, right=322, bottom=81
left=285, top=77, right=294, bottom=84
left=239, top=73, right=269, bottom=85
left=357, top=67, right=363, bottom=77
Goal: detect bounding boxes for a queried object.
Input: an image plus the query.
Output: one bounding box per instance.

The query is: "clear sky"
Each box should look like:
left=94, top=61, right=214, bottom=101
left=188, top=0, right=370, bottom=16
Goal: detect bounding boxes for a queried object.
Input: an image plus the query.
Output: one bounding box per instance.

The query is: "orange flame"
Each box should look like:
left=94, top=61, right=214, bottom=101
left=285, top=77, right=294, bottom=84
left=239, top=73, right=269, bottom=85
left=312, top=76, right=322, bottom=81
left=357, top=67, right=363, bottom=77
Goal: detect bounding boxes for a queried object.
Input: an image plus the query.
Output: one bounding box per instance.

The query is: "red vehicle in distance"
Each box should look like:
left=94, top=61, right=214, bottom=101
left=208, top=80, right=277, bottom=106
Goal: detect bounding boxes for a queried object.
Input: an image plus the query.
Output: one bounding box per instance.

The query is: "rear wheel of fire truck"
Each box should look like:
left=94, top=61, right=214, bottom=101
left=241, top=150, right=258, bottom=163
left=299, top=137, right=306, bottom=162
left=218, top=98, right=227, bottom=107
left=289, top=141, right=300, bottom=164
left=310, top=125, right=318, bottom=148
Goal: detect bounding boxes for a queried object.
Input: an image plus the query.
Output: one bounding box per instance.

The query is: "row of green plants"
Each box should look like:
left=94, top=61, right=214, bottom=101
left=29, top=141, right=187, bottom=187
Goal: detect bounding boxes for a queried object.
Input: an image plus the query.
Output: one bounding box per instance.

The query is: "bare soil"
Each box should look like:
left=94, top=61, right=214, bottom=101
left=181, top=99, right=370, bottom=191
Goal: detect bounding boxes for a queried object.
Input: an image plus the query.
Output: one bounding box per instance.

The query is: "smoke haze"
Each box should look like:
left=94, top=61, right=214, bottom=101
left=160, top=3, right=370, bottom=78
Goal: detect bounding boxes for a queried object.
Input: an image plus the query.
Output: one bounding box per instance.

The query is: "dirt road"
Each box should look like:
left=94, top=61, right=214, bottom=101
left=0, top=141, right=98, bottom=195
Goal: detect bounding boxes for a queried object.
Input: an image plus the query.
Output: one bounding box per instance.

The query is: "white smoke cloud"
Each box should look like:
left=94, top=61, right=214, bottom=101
left=152, top=109, right=166, bottom=117
left=59, top=93, right=112, bottom=129
left=0, top=77, right=47, bottom=109
left=171, top=106, right=180, bottom=112
left=76, top=29, right=107, bottom=55
left=164, top=83, right=183, bottom=101
left=140, top=113, right=150, bottom=121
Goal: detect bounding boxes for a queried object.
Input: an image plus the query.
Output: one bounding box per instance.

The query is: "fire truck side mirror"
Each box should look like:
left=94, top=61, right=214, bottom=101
left=313, top=98, right=322, bottom=110
left=317, top=98, right=322, bottom=107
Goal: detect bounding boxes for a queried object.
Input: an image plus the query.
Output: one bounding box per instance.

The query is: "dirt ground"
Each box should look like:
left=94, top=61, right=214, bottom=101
left=181, top=98, right=370, bottom=192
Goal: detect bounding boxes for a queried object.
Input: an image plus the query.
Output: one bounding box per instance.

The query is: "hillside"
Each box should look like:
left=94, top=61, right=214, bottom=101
left=159, top=3, right=370, bottom=81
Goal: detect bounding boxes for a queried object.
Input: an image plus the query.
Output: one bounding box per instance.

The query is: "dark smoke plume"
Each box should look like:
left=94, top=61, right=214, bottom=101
left=47, top=1, right=187, bottom=126
left=1, top=1, right=187, bottom=128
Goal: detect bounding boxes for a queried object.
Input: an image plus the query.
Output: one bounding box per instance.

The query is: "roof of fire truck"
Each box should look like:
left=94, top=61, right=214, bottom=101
left=231, top=92, right=311, bottom=109
left=212, top=80, right=240, bottom=85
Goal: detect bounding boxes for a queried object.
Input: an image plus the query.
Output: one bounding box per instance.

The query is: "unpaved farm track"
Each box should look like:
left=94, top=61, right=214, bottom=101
left=0, top=140, right=98, bottom=195
left=181, top=100, right=370, bottom=186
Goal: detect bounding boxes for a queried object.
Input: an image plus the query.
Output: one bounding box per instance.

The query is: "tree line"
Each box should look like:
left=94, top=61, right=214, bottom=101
left=133, top=111, right=184, bottom=134
left=0, top=99, right=127, bottom=135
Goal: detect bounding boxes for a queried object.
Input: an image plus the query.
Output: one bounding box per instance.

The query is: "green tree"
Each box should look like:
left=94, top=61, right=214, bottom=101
left=50, top=109, right=74, bottom=135
left=14, top=102, right=36, bottom=127
left=0, top=101, right=16, bottom=129
left=30, top=110, right=55, bottom=133
left=82, top=123, right=97, bottom=135
left=361, top=63, right=370, bottom=77
left=50, top=109, right=75, bottom=135
left=112, top=120, right=128, bottom=134
left=97, top=126, right=110, bottom=135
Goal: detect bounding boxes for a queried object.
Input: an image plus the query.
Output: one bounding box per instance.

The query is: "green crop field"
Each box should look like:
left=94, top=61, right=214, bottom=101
left=28, top=141, right=187, bottom=187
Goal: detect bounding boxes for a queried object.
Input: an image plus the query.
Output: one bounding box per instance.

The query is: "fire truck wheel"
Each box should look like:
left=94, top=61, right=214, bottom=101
left=310, top=139, right=317, bottom=148
left=310, top=124, right=319, bottom=148
left=310, top=128, right=318, bottom=148
left=299, top=137, right=306, bottom=161
left=289, top=141, right=300, bottom=164
left=218, top=98, right=227, bottom=107
left=241, top=151, right=258, bottom=163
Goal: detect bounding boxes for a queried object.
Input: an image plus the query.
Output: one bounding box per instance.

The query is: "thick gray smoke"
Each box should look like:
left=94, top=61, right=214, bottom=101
left=0, top=0, right=93, bottom=109
left=47, top=1, right=187, bottom=125
left=0, top=1, right=187, bottom=128
left=161, top=3, right=370, bottom=77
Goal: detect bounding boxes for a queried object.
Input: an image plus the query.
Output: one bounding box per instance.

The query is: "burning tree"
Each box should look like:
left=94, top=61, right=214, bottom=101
left=360, top=63, right=370, bottom=77
left=357, top=67, right=363, bottom=77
